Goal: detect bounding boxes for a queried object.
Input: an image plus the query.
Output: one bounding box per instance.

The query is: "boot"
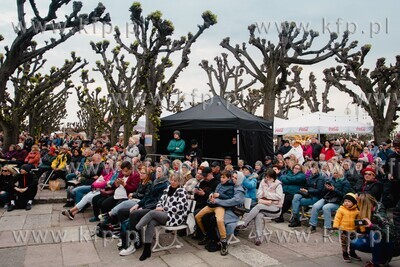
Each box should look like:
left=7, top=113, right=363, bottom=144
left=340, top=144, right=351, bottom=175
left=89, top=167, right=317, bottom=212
left=139, top=243, right=151, bottom=261
left=288, top=218, right=301, bottom=227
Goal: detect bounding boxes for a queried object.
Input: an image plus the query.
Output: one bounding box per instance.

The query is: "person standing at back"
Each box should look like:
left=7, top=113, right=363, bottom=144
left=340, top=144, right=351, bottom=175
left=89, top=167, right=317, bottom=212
left=167, top=130, right=185, bottom=160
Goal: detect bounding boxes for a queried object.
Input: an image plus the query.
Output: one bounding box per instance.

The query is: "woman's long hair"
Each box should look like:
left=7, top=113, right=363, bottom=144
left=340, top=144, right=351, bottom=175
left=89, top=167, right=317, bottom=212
left=139, top=166, right=152, bottom=185
left=358, top=193, right=378, bottom=220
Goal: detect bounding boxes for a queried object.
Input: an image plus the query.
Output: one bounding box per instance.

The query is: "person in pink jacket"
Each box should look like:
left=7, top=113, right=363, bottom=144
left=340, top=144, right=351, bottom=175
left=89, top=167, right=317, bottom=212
left=302, top=140, right=313, bottom=160
left=359, top=147, right=374, bottom=164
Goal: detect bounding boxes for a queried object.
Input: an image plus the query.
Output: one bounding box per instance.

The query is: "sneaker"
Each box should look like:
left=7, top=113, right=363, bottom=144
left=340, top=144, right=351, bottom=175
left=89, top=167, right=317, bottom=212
left=26, top=203, right=32, bottom=211
left=119, top=244, right=136, bottom=256
left=254, top=237, right=262, bottom=246
left=89, top=217, right=100, bottom=222
left=61, top=210, right=74, bottom=220
left=3, top=204, right=8, bottom=209
left=7, top=204, right=15, bottom=212
left=307, top=225, right=316, bottom=234
left=349, top=251, right=362, bottom=261
left=342, top=252, right=351, bottom=263
left=117, top=239, right=122, bottom=247
left=235, top=224, right=248, bottom=231
left=220, top=239, right=228, bottom=256
left=323, top=228, right=335, bottom=237
left=98, top=213, right=110, bottom=222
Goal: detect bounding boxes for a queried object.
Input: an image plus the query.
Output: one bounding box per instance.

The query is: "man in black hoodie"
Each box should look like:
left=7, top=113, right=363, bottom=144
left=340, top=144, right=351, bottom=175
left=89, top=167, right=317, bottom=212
left=8, top=164, right=37, bottom=211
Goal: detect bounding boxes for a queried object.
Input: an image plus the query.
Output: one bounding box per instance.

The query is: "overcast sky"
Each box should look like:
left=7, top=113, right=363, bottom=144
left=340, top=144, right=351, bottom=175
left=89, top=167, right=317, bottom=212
left=1, top=0, right=399, bottom=127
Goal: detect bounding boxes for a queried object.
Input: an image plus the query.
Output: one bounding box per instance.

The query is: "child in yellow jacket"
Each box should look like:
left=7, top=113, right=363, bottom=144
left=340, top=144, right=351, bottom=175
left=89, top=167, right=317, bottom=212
left=333, top=193, right=362, bottom=263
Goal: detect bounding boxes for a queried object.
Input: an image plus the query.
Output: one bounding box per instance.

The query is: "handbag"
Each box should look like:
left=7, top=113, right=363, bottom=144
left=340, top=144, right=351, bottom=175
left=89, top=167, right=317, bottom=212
left=49, top=179, right=61, bottom=191
left=186, top=213, right=196, bottom=235
left=323, top=192, right=341, bottom=204
left=100, top=187, right=115, bottom=197
left=232, top=206, right=246, bottom=217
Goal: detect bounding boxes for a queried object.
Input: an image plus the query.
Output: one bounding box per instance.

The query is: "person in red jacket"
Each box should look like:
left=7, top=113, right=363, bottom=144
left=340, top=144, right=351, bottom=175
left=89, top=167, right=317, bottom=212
left=24, top=145, right=41, bottom=168
left=302, top=140, right=313, bottom=160
left=90, top=161, right=140, bottom=222
left=321, top=140, right=335, bottom=161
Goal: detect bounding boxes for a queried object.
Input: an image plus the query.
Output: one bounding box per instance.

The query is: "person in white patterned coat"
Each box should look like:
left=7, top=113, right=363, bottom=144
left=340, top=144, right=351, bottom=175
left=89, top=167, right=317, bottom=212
left=134, top=172, right=188, bottom=261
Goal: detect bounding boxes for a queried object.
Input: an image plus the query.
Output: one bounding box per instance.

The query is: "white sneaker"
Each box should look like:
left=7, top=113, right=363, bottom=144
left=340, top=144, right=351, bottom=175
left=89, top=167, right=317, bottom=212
left=119, top=244, right=136, bottom=256
left=117, top=240, right=122, bottom=247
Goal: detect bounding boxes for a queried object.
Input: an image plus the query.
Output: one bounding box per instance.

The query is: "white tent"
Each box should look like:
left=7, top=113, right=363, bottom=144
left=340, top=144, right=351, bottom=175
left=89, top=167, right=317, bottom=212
left=273, top=112, right=373, bottom=135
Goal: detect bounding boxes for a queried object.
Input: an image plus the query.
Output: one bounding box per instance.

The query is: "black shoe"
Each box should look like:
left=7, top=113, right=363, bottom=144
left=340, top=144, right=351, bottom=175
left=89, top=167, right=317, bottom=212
left=307, top=225, right=316, bottom=234
left=7, top=204, right=15, bottom=212
left=63, top=201, right=74, bottom=208
left=349, top=251, right=361, bottom=261
left=220, top=239, right=228, bottom=256
left=26, top=203, right=32, bottom=211
left=198, top=236, right=209, bottom=246
left=342, top=252, right=351, bottom=263
left=273, top=217, right=284, bottom=223
left=288, top=219, right=301, bottom=228
left=207, top=241, right=221, bottom=252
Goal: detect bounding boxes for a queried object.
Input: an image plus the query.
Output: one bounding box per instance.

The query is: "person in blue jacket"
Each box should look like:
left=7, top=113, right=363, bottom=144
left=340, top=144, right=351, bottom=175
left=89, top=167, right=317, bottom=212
left=167, top=130, right=185, bottom=159
left=288, top=162, right=325, bottom=227
left=274, top=162, right=306, bottom=223
left=241, top=165, right=258, bottom=205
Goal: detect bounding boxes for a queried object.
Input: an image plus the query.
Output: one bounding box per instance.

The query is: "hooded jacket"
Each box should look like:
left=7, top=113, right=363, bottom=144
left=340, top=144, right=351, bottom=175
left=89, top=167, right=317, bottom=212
left=333, top=203, right=359, bottom=231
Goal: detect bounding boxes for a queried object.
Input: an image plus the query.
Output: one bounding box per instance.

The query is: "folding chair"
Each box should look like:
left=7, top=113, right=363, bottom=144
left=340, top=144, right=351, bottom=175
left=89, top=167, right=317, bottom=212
left=40, top=169, right=55, bottom=191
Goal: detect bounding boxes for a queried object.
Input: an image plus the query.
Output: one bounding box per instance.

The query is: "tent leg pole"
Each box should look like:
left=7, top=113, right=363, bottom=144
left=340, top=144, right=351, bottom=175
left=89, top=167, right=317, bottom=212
left=237, top=130, right=240, bottom=164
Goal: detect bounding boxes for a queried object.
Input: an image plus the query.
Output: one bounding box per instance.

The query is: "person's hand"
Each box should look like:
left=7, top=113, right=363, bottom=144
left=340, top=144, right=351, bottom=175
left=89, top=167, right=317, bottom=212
left=21, top=187, right=28, bottom=193
left=123, top=148, right=127, bottom=153
left=300, top=188, right=308, bottom=193
left=128, top=193, right=133, bottom=199
left=197, top=189, right=205, bottom=196
left=155, top=207, right=163, bottom=211
left=388, top=173, right=394, bottom=180
left=176, top=147, right=179, bottom=150
left=130, top=204, right=139, bottom=213
left=364, top=218, right=372, bottom=226
left=213, top=193, right=220, bottom=198
left=209, top=197, right=215, bottom=204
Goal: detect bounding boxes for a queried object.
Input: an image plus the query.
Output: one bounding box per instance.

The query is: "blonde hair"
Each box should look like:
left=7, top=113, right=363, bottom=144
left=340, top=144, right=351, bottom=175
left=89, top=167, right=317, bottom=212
left=224, top=164, right=234, bottom=171
left=169, top=172, right=185, bottom=186
left=358, top=193, right=377, bottom=220
left=1, top=165, right=16, bottom=175
left=331, top=163, right=344, bottom=177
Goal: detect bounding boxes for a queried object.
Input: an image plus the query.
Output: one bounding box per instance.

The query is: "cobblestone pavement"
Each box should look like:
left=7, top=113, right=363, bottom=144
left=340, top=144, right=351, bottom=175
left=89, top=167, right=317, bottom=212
left=0, top=190, right=398, bottom=267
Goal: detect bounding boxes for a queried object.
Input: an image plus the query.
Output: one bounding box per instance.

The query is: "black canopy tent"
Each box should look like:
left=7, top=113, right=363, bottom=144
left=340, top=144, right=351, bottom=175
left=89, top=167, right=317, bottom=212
left=158, top=95, right=273, bottom=165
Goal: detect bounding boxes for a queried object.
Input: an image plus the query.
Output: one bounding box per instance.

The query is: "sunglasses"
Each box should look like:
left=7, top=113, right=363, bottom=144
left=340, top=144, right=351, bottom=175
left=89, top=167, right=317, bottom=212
left=1, top=170, right=9, bottom=173
left=364, top=172, right=375, bottom=176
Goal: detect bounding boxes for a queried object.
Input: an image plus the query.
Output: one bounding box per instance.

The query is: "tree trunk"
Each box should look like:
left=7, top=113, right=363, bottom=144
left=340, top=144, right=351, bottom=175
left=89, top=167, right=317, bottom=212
left=109, top=124, right=119, bottom=147
left=123, top=120, right=133, bottom=147
left=145, top=105, right=158, bottom=155
left=373, top=119, right=391, bottom=144
left=263, top=87, right=276, bottom=122
left=1, top=122, right=19, bottom=151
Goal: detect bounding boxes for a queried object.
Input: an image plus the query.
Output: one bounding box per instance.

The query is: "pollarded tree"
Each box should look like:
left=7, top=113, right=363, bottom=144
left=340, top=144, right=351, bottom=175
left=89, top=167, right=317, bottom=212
left=1, top=49, right=85, bottom=144
left=290, top=66, right=334, bottom=113
left=275, top=88, right=304, bottom=119
left=324, top=45, right=400, bottom=143
left=220, top=22, right=352, bottom=122
left=90, top=41, right=144, bottom=146
left=75, top=70, right=109, bottom=140
left=114, top=2, right=217, bottom=153
left=0, top=0, right=110, bottom=149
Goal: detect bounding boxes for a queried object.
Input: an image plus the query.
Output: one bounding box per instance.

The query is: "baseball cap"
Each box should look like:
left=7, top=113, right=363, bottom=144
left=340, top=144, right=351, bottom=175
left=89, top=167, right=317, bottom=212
left=211, top=161, right=220, bottom=167
left=243, top=165, right=253, bottom=173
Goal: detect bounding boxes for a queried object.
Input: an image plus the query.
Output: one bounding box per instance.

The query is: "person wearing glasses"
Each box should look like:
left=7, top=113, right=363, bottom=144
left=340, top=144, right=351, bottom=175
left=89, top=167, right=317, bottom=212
left=354, top=168, right=383, bottom=201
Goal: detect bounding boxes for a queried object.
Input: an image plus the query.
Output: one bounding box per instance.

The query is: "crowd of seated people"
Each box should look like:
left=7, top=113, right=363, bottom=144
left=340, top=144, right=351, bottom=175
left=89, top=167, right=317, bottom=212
left=0, top=130, right=399, bottom=266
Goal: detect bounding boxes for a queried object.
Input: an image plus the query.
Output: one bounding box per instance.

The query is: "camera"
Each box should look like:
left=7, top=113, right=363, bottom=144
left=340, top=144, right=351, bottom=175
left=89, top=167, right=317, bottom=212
left=354, top=219, right=367, bottom=226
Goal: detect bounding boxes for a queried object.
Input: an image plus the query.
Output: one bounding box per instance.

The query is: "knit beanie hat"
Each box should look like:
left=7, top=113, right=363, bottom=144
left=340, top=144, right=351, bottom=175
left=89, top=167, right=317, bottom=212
left=173, top=130, right=181, bottom=137
left=20, top=164, right=31, bottom=173
left=343, top=193, right=357, bottom=205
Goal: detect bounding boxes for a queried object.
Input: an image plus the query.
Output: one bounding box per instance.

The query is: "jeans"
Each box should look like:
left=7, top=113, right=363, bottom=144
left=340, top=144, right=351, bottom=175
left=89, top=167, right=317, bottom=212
left=75, top=191, right=99, bottom=211
left=72, top=185, right=91, bottom=203
left=136, top=210, right=168, bottom=243
left=351, top=232, right=394, bottom=265
left=291, top=194, right=320, bottom=220
left=309, top=198, right=339, bottom=229
left=110, top=199, right=137, bottom=216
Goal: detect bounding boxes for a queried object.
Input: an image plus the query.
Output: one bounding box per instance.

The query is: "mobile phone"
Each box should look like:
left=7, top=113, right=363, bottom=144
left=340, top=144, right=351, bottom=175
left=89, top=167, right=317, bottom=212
left=354, top=219, right=367, bottom=226
left=325, top=181, right=332, bottom=186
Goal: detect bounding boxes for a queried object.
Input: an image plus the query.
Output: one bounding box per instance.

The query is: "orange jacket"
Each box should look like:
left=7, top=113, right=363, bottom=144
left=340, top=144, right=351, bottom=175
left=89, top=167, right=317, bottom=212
left=25, top=151, right=41, bottom=167
left=333, top=204, right=359, bottom=231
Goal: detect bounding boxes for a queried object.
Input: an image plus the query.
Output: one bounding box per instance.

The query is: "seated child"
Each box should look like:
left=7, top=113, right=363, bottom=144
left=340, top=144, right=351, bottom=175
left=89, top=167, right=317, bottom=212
left=195, top=170, right=234, bottom=254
